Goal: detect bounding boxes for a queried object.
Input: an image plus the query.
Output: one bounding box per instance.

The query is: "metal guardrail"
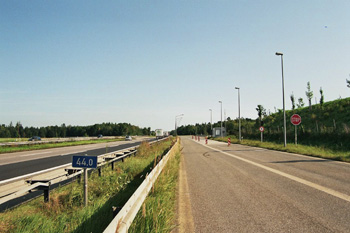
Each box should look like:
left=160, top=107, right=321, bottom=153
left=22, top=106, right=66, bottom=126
left=104, top=138, right=179, bottom=233
left=0, top=138, right=168, bottom=210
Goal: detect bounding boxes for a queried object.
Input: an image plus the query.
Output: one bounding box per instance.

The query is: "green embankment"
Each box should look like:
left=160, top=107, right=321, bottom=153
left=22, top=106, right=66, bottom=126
left=0, top=138, right=176, bottom=233
left=239, top=97, right=350, bottom=151
left=213, top=136, right=350, bottom=162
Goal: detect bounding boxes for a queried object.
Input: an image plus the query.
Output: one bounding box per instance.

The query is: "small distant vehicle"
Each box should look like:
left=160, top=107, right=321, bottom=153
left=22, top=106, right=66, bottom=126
left=125, top=135, right=132, bottom=141
left=97, top=134, right=103, bottom=138
left=28, top=136, right=41, bottom=141
left=155, top=129, right=163, bottom=139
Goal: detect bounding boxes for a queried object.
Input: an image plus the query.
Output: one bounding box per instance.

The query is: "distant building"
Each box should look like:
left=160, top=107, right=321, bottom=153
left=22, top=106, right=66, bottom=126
left=212, top=127, right=226, bottom=137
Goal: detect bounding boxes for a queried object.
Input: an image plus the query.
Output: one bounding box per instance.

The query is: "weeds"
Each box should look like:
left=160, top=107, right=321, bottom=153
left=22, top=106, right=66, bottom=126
left=129, top=141, right=180, bottom=233
left=0, top=138, right=176, bottom=233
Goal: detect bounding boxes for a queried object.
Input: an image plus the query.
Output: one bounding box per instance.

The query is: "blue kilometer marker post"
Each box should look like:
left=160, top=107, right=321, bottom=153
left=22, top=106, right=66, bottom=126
left=72, top=155, right=98, bottom=206
left=72, top=155, right=97, bottom=168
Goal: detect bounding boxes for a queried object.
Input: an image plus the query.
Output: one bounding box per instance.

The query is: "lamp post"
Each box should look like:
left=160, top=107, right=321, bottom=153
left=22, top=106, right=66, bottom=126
left=276, top=52, right=287, bottom=147
left=219, top=101, right=223, bottom=137
left=175, top=114, right=184, bottom=136
left=235, top=87, right=241, bottom=141
left=209, top=109, right=213, bottom=134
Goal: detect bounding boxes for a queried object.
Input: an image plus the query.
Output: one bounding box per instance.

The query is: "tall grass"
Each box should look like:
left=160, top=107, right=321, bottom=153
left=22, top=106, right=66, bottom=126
left=0, top=138, right=175, bottom=233
left=213, top=136, right=350, bottom=162
left=129, top=140, right=180, bottom=233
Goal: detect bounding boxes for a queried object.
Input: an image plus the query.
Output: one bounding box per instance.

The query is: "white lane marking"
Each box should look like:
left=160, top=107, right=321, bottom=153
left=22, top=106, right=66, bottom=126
left=196, top=140, right=350, bottom=203
left=60, top=150, right=87, bottom=156
left=204, top=138, right=350, bottom=166
left=0, top=163, right=71, bottom=185
left=19, top=151, right=51, bottom=157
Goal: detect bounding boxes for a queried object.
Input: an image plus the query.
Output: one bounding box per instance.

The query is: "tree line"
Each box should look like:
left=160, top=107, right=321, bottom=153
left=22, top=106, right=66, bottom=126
left=0, top=122, right=151, bottom=138
left=174, top=117, right=256, bottom=137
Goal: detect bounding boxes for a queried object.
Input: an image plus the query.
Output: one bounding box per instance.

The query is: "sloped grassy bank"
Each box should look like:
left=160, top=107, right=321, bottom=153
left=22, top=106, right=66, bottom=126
left=0, top=138, right=175, bottom=233
left=213, top=136, right=350, bottom=162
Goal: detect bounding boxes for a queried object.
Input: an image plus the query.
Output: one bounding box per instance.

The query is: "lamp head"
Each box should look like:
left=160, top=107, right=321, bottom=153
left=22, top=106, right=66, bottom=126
left=275, top=52, right=283, bottom=56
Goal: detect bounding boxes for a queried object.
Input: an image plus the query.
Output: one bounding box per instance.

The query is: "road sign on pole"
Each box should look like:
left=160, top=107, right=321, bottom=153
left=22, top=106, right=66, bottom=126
left=72, top=155, right=97, bottom=169
left=291, top=114, right=301, bottom=126
left=72, top=155, right=97, bottom=207
left=291, top=114, right=301, bottom=145
left=259, top=126, right=264, bottom=142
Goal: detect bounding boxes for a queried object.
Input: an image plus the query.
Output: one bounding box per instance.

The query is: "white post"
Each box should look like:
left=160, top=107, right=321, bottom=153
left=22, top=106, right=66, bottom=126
left=84, top=168, right=88, bottom=207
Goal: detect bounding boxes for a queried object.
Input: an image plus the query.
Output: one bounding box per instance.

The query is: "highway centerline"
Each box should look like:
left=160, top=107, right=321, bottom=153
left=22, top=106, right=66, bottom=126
left=197, top=140, right=350, bottom=203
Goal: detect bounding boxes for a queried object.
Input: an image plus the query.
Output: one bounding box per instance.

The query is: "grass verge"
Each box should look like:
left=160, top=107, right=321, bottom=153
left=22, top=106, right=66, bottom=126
left=0, top=138, right=124, bottom=154
left=0, top=138, right=175, bottom=233
left=128, top=139, right=180, bottom=233
left=0, top=138, right=28, bottom=143
left=213, top=136, right=350, bottom=162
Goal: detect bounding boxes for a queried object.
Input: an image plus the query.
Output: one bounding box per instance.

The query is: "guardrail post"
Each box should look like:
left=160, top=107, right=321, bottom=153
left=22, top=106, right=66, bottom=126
left=111, top=161, right=114, bottom=170
left=98, top=167, right=102, bottom=177
left=44, top=185, right=50, bottom=202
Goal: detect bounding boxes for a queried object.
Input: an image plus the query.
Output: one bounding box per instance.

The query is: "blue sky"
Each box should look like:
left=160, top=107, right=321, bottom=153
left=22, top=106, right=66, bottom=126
left=1, top=1, right=350, bottom=131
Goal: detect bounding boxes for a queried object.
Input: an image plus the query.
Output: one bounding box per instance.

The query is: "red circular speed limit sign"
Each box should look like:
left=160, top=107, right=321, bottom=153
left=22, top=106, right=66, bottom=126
left=259, top=126, right=264, bottom=132
left=291, top=114, right=301, bottom=126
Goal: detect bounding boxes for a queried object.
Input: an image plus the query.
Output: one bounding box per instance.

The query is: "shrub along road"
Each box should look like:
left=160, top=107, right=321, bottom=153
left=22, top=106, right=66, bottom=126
left=178, top=136, right=350, bottom=232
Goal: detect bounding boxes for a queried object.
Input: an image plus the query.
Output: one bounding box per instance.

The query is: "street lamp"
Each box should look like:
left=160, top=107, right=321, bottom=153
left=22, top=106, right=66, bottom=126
left=175, top=114, right=184, bottom=136
left=276, top=52, right=287, bottom=147
left=209, top=109, right=213, bottom=132
left=235, top=87, right=241, bottom=141
left=219, top=101, right=223, bottom=137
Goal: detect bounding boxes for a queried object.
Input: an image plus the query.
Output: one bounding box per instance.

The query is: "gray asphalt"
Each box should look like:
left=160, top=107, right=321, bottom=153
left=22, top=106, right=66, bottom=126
left=0, top=138, right=155, bottom=181
left=181, top=136, right=350, bottom=232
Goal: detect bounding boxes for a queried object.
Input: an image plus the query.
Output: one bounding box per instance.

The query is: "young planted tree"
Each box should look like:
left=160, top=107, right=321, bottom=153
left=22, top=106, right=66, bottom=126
left=305, top=81, right=313, bottom=110
left=297, top=98, right=305, bottom=108
left=319, top=87, right=324, bottom=108
left=256, top=105, right=266, bottom=125
left=290, top=93, right=295, bottom=110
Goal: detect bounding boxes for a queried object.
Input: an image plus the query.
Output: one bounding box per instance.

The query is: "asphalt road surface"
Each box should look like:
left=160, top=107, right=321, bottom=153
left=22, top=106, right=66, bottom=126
left=179, top=136, right=350, bottom=232
left=0, top=138, right=155, bottom=182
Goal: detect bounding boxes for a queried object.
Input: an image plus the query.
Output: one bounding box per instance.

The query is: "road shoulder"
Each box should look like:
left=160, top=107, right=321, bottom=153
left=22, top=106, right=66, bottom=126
left=174, top=151, right=195, bottom=233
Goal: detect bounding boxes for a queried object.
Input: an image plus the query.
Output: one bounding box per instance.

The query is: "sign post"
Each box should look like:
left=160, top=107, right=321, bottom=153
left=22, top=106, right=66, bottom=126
left=291, top=114, right=301, bottom=145
left=72, top=155, right=97, bottom=207
left=259, top=126, right=264, bottom=142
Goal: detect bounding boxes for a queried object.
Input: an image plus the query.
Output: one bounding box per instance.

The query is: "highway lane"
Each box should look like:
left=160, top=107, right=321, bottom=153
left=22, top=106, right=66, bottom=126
left=0, top=138, right=155, bottom=182
left=0, top=137, right=151, bottom=165
left=179, top=136, right=350, bottom=232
